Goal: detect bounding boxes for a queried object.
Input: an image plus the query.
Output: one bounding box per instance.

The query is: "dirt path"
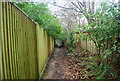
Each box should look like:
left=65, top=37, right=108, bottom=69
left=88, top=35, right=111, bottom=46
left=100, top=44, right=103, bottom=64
left=42, top=48, right=67, bottom=79
left=42, top=48, right=95, bottom=79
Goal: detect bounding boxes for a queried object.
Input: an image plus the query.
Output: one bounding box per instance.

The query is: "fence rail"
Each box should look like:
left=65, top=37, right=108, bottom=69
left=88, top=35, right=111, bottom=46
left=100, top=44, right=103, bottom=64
left=0, top=2, right=54, bottom=79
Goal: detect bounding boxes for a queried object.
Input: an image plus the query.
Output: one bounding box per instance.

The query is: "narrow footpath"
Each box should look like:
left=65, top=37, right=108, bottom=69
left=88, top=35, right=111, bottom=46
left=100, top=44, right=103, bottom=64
left=42, top=48, right=95, bottom=79
left=42, top=48, right=67, bottom=79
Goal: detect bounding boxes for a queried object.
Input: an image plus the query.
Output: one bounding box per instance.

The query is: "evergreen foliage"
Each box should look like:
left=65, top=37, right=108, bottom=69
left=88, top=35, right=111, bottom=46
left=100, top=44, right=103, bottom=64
left=17, top=2, right=63, bottom=39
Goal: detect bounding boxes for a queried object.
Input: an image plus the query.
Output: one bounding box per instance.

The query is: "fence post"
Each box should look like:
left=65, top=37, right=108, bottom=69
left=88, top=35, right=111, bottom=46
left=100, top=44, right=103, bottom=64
left=36, top=23, right=41, bottom=78
left=0, top=0, right=3, bottom=79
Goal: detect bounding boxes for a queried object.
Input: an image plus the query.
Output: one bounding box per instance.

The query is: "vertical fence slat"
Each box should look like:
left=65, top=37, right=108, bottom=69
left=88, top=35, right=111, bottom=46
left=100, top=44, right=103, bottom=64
left=5, top=3, right=11, bottom=79
left=0, top=0, right=3, bottom=79
left=8, top=3, right=14, bottom=79
left=15, top=7, right=19, bottom=79
left=11, top=4, right=16, bottom=79
left=2, top=2, right=6, bottom=79
left=10, top=3, right=14, bottom=79
left=6, top=3, right=12, bottom=78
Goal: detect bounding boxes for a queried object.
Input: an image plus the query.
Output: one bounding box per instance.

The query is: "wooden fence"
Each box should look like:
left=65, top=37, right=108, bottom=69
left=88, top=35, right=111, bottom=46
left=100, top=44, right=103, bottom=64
left=75, top=32, right=97, bottom=54
left=80, top=34, right=97, bottom=54
left=0, top=2, right=54, bottom=79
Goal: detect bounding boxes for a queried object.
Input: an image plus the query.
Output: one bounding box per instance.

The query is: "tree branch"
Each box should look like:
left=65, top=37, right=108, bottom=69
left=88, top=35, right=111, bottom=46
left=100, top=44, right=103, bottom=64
left=70, top=1, right=83, bottom=13
left=48, top=1, right=94, bottom=23
left=48, top=2, right=82, bottom=13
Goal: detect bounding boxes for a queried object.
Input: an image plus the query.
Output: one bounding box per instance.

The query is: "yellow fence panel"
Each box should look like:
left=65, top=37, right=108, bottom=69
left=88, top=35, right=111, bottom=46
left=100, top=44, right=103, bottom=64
left=1, top=2, right=55, bottom=79
left=36, top=24, right=54, bottom=78
left=80, top=36, right=97, bottom=54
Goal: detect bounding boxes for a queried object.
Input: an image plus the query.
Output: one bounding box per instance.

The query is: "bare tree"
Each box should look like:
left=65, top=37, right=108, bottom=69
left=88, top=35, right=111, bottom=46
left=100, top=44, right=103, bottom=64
left=48, top=0, right=96, bottom=24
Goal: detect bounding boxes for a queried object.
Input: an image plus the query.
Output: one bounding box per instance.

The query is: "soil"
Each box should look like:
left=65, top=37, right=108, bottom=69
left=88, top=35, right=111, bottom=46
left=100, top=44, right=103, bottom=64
left=42, top=48, right=95, bottom=79
left=42, top=48, right=67, bottom=79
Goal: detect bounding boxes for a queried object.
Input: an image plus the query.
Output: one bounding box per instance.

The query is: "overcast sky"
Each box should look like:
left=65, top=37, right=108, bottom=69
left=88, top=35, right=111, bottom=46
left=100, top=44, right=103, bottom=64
left=31, top=0, right=119, bottom=11
left=35, top=0, right=119, bottom=15
left=32, top=0, right=119, bottom=2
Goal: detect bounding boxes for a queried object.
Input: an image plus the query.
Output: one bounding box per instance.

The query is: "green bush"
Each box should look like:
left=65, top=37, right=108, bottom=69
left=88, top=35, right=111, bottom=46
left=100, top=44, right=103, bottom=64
left=78, top=1, right=120, bottom=79
left=16, top=2, right=63, bottom=39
